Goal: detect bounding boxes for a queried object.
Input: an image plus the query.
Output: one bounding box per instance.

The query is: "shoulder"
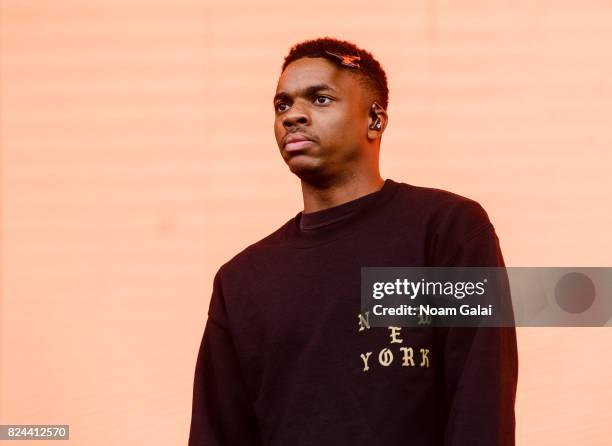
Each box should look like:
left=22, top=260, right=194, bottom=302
left=214, top=216, right=294, bottom=280
left=392, top=181, right=493, bottom=237
left=388, top=181, right=499, bottom=265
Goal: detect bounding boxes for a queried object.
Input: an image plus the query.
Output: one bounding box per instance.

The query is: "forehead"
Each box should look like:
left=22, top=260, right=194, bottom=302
left=276, top=57, right=362, bottom=97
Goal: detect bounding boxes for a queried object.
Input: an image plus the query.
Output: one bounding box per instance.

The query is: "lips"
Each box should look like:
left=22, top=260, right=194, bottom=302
left=283, top=133, right=315, bottom=152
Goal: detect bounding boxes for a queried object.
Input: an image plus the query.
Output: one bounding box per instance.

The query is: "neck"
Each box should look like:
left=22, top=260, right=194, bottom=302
left=300, top=171, right=385, bottom=214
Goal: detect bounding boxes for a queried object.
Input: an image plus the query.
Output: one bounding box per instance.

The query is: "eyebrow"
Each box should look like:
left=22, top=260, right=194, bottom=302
left=273, top=83, right=337, bottom=103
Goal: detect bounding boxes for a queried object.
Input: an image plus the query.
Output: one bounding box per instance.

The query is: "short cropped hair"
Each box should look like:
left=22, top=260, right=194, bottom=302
left=281, top=37, right=389, bottom=110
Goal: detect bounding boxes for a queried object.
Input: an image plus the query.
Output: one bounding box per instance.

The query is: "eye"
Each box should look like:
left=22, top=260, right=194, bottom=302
left=275, top=102, right=289, bottom=113
left=314, top=96, right=332, bottom=105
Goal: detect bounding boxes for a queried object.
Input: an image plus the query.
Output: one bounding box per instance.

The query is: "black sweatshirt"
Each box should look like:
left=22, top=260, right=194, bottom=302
left=189, top=178, right=518, bottom=446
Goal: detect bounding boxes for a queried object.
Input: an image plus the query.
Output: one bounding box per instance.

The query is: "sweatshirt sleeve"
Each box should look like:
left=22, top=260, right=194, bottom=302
left=188, top=270, right=262, bottom=446
left=435, top=213, right=519, bottom=446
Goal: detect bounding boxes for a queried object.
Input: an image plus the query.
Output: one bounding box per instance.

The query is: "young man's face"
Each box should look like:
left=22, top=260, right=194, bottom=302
left=273, top=57, right=371, bottom=183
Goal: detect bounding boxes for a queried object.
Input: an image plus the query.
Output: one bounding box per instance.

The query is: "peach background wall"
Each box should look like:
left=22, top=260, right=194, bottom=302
left=1, top=1, right=611, bottom=445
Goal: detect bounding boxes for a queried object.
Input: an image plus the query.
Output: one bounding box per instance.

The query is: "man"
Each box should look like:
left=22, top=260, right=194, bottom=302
left=189, top=37, right=518, bottom=445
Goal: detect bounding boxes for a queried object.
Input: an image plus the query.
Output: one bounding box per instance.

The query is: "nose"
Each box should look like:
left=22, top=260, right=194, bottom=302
left=282, top=103, right=310, bottom=130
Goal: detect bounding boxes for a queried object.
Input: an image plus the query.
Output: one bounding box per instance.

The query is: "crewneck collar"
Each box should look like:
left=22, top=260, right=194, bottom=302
left=284, top=178, right=400, bottom=248
left=299, top=183, right=385, bottom=231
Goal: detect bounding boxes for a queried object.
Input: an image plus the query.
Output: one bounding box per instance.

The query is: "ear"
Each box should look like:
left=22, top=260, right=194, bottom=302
left=367, top=101, right=388, bottom=141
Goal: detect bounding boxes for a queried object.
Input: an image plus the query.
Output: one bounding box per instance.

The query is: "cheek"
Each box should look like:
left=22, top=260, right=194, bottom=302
left=273, top=119, right=283, bottom=143
left=319, top=108, right=349, bottom=132
left=324, top=110, right=363, bottom=142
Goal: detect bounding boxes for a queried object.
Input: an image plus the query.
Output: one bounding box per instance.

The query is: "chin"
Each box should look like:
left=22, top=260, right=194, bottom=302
left=286, top=157, right=333, bottom=183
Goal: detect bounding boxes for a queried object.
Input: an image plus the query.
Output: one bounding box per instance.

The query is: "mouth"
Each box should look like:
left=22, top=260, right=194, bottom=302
left=283, top=133, right=315, bottom=152
left=285, top=140, right=315, bottom=152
